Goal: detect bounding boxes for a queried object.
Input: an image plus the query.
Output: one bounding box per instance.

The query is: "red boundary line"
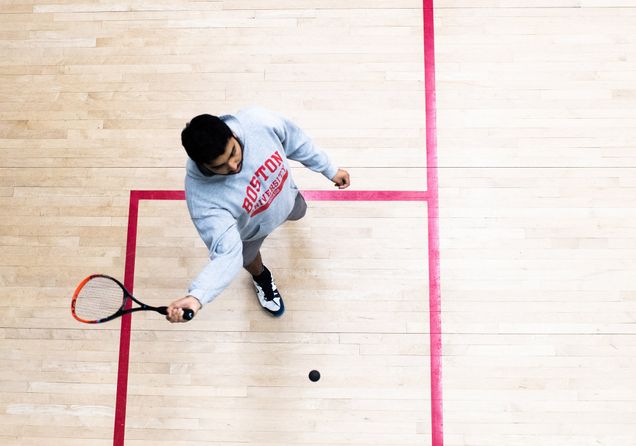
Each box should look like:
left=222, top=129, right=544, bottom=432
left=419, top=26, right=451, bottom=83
left=423, top=1, right=444, bottom=445
left=113, top=1, right=442, bottom=442
left=113, top=191, right=139, bottom=446
left=130, top=189, right=430, bottom=202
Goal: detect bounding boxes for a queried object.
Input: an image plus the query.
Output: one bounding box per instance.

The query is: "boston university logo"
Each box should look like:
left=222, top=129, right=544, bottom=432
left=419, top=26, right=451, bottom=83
left=242, top=150, right=289, bottom=217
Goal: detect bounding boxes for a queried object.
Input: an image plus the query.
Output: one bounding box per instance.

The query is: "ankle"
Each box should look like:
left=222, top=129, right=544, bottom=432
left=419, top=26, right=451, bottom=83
left=252, top=265, right=271, bottom=283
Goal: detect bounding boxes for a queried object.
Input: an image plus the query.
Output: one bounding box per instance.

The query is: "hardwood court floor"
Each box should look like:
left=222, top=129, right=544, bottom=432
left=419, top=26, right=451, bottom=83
left=1, top=1, right=636, bottom=446
left=435, top=3, right=636, bottom=445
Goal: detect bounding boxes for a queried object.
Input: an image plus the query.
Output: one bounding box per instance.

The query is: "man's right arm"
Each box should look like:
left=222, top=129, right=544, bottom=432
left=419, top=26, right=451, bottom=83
left=166, top=212, right=243, bottom=323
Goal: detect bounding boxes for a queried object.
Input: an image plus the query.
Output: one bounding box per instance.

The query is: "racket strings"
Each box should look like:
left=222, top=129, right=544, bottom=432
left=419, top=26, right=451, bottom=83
left=74, top=277, right=125, bottom=322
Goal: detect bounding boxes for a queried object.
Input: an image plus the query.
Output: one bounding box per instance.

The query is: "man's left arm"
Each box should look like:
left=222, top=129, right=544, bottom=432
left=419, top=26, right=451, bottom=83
left=271, top=112, right=350, bottom=189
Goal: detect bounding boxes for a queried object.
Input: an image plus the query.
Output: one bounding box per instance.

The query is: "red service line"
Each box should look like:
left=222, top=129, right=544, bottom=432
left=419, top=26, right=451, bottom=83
left=129, top=189, right=429, bottom=202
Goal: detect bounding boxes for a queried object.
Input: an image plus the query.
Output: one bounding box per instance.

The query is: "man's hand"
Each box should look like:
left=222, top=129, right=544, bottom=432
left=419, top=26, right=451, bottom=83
left=332, top=169, right=351, bottom=189
left=167, top=296, right=202, bottom=323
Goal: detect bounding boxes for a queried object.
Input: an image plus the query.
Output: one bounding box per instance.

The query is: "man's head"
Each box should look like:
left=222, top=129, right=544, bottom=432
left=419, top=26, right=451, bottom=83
left=181, top=114, right=243, bottom=175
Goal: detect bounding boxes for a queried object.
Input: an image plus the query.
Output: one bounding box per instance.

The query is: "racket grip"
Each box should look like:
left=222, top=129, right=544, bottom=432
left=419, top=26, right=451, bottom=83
left=157, top=306, right=195, bottom=321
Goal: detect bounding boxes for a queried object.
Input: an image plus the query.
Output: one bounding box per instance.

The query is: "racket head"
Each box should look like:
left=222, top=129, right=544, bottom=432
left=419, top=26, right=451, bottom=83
left=71, top=274, right=128, bottom=324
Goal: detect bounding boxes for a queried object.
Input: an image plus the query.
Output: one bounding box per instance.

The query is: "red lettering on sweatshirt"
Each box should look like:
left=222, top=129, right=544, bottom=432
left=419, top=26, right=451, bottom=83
left=255, top=166, right=269, bottom=181
left=242, top=150, right=288, bottom=216
left=250, top=168, right=288, bottom=217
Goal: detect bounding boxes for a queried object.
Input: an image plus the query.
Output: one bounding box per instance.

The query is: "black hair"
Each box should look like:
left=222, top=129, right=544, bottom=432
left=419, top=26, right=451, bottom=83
left=181, top=114, right=233, bottom=165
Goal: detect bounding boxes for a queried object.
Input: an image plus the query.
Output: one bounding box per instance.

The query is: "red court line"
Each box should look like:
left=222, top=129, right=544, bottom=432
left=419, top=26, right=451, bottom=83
left=113, top=192, right=140, bottom=446
left=303, top=190, right=428, bottom=201
left=131, top=189, right=429, bottom=202
left=133, top=190, right=184, bottom=200
left=423, top=0, right=444, bottom=445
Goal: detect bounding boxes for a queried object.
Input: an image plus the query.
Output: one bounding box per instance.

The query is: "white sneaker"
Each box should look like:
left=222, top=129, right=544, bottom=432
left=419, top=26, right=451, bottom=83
left=251, top=266, right=285, bottom=317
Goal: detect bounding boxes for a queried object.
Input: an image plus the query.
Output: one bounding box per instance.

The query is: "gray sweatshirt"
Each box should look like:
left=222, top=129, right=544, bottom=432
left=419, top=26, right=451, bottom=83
left=185, top=107, right=338, bottom=305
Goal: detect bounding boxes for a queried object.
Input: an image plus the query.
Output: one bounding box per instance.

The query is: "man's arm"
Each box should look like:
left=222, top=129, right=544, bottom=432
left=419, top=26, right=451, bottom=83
left=267, top=110, right=350, bottom=186
left=167, top=213, right=243, bottom=323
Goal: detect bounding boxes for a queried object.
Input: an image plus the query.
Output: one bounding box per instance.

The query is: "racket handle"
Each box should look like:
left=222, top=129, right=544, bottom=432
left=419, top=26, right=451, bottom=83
left=157, top=306, right=195, bottom=321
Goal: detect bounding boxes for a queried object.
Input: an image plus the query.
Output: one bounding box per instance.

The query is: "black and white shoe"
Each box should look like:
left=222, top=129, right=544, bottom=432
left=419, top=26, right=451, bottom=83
left=251, top=266, right=285, bottom=317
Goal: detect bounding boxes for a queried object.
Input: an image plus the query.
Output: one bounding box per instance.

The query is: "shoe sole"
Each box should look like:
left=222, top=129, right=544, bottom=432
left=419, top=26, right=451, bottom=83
left=265, top=299, right=284, bottom=317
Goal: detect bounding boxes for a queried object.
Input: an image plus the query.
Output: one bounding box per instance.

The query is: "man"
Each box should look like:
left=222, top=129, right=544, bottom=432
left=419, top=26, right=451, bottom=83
left=166, top=107, right=350, bottom=322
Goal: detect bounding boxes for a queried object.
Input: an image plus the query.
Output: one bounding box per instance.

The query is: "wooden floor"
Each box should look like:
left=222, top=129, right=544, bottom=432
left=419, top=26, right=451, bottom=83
left=1, top=1, right=635, bottom=445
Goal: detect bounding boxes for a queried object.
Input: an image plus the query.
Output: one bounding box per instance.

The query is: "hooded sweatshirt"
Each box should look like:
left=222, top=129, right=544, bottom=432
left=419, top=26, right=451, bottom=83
left=185, top=107, right=338, bottom=305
